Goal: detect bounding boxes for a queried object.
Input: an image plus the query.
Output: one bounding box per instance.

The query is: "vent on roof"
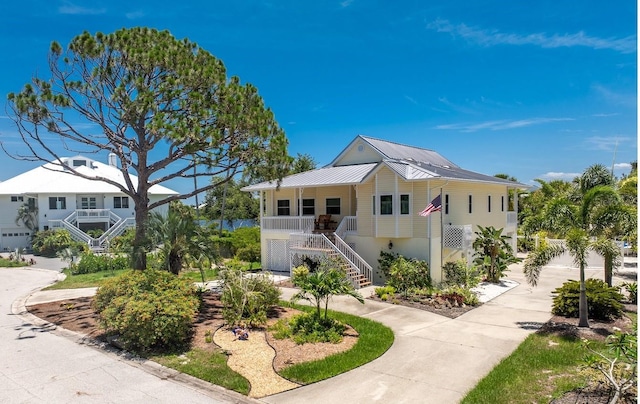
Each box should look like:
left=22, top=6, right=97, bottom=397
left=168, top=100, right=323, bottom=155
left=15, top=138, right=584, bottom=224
left=108, top=153, right=117, bottom=167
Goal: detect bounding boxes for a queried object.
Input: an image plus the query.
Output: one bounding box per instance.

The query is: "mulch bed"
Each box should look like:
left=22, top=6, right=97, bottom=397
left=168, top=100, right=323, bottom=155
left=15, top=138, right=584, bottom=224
left=367, top=294, right=478, bottom=319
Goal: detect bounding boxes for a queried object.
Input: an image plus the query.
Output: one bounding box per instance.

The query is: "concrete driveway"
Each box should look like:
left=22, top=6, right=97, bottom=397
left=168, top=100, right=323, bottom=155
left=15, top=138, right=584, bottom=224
left=265, top=262, right=616, bottom=404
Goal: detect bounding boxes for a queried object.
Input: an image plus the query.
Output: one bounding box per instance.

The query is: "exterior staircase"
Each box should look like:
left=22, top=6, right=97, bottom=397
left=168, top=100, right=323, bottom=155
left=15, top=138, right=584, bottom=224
left=49, top=210, right=135, bottom=251
left=289, top=221, right=373, bottom=289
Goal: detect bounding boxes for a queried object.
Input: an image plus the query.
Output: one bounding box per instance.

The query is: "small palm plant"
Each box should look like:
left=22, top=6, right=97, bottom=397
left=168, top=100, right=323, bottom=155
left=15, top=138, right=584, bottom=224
left=472, top=225, right=520, bottom=283
left=291, top=258, right=364, bottom=321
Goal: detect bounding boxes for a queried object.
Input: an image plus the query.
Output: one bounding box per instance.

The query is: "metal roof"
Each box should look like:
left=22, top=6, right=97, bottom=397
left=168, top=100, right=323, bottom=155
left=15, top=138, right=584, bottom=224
left=242, top=135, right=527, bottom=191
left=0, top=156, right=178, bottom=195
left=242, top=163, right=378, bottom=191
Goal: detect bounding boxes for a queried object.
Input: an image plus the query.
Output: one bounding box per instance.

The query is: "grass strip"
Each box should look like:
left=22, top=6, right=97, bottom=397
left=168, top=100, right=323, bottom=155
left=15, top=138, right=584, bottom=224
left=152, top=348, right=250, bottom=395
left=42, top=268, right=130, bottom=290
left=278, top=303, right=394, bottom=384
left=0, top=257, right=29, bottom=267
left=462, top=333, right=606, bottom=404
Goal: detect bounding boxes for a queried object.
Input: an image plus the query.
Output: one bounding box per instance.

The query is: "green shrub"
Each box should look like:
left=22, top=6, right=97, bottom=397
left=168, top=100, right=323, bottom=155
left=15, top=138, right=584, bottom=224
left=552, top=279, right=624, bottom=320
left=72, top=252, right=129, bottom=274
left=621, top=282, right=637, bottom=304
left=220, top=268, right=280, bottom=327
left=439, top=286, right=480, bottom=306
left=271, top=313, right=347, bottom=344
left=32, top=229, right=87, bottom=257
left=93, top=269, right=200, bottom=352
left=377, top=250, right=400, bottom=280
left=109, top=228, right=135, bottom=253
left=443, top=260, right=481, bottom=288
left=386, top=256, right=431, bottom=297
left=374, top=285, right=396, bottom=300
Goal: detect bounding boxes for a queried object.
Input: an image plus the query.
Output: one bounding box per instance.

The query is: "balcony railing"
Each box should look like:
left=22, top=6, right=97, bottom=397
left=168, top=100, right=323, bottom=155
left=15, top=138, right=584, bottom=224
left=261, top=216, right=315, bottom=233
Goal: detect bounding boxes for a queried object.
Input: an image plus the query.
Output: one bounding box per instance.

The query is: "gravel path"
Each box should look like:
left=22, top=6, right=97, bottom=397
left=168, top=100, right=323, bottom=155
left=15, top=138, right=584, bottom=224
left=214, top=326, right=300, bottom=398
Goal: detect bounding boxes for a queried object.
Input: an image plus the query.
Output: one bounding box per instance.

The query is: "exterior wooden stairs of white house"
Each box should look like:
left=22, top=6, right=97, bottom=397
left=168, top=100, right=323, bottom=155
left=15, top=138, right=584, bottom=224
left=289, top=217, right=372, bottom=289
left=49, top=209, right=135, bottom=252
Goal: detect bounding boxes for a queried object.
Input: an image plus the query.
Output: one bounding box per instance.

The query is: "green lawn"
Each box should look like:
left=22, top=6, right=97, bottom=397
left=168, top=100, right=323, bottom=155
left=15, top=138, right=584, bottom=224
left=463, top=308, right=637, bottom=404
left=462, top=333, right=603, bottom=404
left=42, top=268, right=131, bottom=290
left=0, top=257, right=29, bottom=267
left=151, top=349, right=250, bottom=395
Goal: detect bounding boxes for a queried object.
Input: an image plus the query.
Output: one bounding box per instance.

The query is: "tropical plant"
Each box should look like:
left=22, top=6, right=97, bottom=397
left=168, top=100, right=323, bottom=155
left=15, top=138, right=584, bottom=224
left=472, top=226, right=520, bottom=283
left=583, top=330, right=637, bottom=404
left=523, top=167, right=631, bottom=328
left=551, top=278, right=624, bottom=320
left=6, top=27, right=291, bottom=270
left=14, top=200, right=38, bottom=232
left=219, top=266, right=280, bottom=326
left=291, top=258, right=364, bottom=321
left=147, top=204, right=198, bottom=275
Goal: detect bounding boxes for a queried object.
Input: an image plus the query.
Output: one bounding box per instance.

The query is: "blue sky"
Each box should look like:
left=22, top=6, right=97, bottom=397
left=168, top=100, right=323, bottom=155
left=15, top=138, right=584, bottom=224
left=0, top=1, right=636, bottom=198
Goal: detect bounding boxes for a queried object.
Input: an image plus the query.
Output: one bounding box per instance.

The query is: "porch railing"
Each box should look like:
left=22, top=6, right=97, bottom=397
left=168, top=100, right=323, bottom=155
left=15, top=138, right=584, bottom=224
left=332, top=235, right=372, bottom=287
left=289, top=232, right=372, bottom=289
left=261, top=216, right=315, bottom=233
left=334, top=216, right=357, bottom=239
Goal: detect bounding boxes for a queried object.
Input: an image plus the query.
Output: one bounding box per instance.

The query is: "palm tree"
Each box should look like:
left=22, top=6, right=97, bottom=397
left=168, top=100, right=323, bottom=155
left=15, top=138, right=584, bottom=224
left=523, top=179, right=625, bottom=327
left=15, top=201, right=38, bottom=232
left=472, top=225, right=520, bottom=283
left=147, top=205, right=197, bottom=275
left=292, top=258, right=364, bottom=321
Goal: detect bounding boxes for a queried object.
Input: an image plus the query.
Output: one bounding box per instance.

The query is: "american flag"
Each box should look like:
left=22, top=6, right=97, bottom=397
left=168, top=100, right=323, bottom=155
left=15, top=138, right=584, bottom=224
left=418, top=195, right=442, bottom=216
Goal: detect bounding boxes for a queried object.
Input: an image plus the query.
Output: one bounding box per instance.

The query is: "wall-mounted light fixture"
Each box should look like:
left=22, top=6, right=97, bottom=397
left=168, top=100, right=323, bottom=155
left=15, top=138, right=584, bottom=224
left=388, top=241, right=393, bottom=250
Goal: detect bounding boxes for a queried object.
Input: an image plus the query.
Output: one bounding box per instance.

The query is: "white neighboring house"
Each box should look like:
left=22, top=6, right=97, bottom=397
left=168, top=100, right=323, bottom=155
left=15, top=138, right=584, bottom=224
left=0, top=154, right=178, bottom=252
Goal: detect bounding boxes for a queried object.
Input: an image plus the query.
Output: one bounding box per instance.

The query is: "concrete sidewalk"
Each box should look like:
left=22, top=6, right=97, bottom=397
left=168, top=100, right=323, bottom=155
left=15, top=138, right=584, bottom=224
left=12, top=260, right=636, bottom=404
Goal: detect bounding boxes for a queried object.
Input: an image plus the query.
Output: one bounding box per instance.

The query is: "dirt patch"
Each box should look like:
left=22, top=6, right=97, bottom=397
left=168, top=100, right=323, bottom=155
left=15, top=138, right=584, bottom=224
left=26, top=292, right=358, bottom=396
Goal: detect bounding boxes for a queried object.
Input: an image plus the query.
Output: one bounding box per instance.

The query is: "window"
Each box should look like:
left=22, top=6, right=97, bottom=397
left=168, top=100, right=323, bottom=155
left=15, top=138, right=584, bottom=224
left=81, top=197, right=97, bottom=209
left=72, top=159, right=86, bottom=167
left=49, top=197, right=66, bottom=210
left=28, top=198, right=36, bottom=209
left=113, top=196, right=129, bottom=209
left=488, top=195, right=491, bottom=213
left=277, top=200, right=290, bottom=216
left=445, top=194, right=450, bottom=214
left=468, top=195, right=473, bottom=214
left=372, top=195, right=376, bottom=215
left=326, top=198, right=340, bottom=215
left=400, top=194, right=410, bottom=215
left=501, top=195, right=505, bottom=212
left=10, top=196, right=23, bottom=202
left=380, top=195, right=393, bottom=215
left=302, top=199, right=315, bottom=215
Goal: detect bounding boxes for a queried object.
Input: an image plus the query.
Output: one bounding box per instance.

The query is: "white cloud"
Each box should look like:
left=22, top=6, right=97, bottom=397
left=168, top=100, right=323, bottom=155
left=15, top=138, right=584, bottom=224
left=59, top=1, right=106, bottom=15
left=592, top=85, right=636, bottom=108
left=125, top=10, right=145, bottom=19
left=539, top=171, right=581, bottom=181
left=404, top=95, right=418, bottom=105
left=435, top=117, right=573, bottom=132
left=427, top=18, right=637, bottom=54
left=592, top=112, right=621, bottom=117
left=340, top=0, right=354, bottom=7
left=585, top=136, right=631, bottom=151
left=614, top=162, right=632, bottom=170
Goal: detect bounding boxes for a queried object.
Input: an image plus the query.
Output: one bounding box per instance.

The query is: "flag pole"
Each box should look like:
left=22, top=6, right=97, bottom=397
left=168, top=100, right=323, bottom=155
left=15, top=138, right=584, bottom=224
left=440, top=187, right=444, bottom=282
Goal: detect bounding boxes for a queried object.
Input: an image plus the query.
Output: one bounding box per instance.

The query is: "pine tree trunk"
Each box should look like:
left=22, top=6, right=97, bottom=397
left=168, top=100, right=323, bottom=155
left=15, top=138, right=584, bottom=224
left=578, top=263, right=590, bottom=327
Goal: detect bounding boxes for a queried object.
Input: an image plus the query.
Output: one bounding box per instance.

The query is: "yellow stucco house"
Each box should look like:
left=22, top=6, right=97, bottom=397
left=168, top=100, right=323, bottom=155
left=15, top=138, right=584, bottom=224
left=243, top=136, right=525, bottom=288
